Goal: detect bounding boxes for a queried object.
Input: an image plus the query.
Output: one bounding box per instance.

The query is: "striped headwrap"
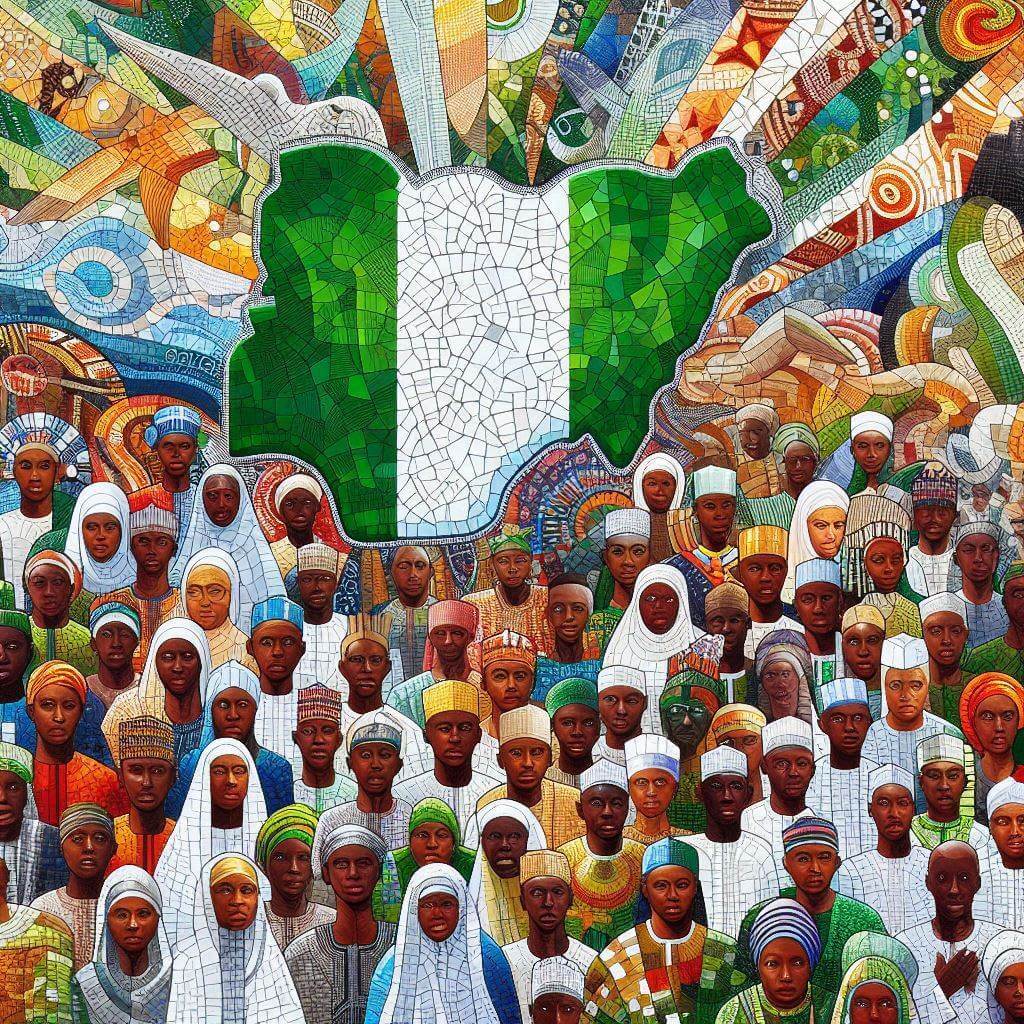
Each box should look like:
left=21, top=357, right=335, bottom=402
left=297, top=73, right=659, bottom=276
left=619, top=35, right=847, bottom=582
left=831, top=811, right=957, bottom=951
left=59, top=802, right=114, bottom=843
left=750, top=898, right=822, bottom=970
left=255, top=803, right=319, bottom=868
left=116, top=715, right=174, bottom=766
left=24, top=549, right=82, bottom=599
left=26, top=660, right=87, bottom=704
left=782, top=816, right=839, bottom=854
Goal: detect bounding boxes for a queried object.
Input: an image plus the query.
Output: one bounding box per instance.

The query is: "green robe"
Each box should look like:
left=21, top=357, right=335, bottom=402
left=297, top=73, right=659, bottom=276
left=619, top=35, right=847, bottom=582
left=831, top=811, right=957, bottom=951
left=715, top=984, right=817, bottom=1024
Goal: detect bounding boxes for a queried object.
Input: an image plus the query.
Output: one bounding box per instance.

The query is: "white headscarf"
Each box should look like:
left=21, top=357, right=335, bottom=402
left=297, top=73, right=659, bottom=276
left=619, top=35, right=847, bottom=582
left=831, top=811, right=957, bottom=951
left=632, top=452, right=686, bottom=512
left=165, top=853, right=304, bottom=1024
left=171, top=465, right=285, bottom=617
left=64, top=483, right=135, bottom=593
left=602, top=564, right=702, bottom=732
left=785, top=481, right=850, bottom=600
left=984, top=930, right=1024, bottom=1024
left=154, top=738, right=268, bottom=951
left=76, top=866, right=173, bottom=1024
left=177, top=546, right=254, bottom=637
left=379, top=863, right=501, bottom=1024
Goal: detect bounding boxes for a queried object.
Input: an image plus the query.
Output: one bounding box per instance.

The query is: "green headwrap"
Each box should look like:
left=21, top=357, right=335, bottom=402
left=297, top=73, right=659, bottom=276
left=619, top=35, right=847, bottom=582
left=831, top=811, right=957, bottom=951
left=489, top=524, right=533, bottom=555
left=408, top=797, right=462, bottom=846
left=773, top=421, right=820, bottom=457
left=546, top=677, right=599, bottom=716
left=0, top=609, right=32, bottom=640
left=0, top=741, right=32, bottom=784
left=1004, top=561, right=1024, bottom=587
left=255, top=803, right=319, bottom=868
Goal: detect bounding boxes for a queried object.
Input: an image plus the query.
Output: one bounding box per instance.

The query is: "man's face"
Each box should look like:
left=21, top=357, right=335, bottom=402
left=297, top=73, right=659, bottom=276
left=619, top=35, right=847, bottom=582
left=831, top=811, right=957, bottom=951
left=339, top=638, right=391, bottom=699
left=546, top=586, right=590, bottom=645
left=27, top=566, right=73, bottom=620
left=492, top=549, right=532, bottom=589
left=603, top=538, right=650, bottom=588
left=818, top=703, right=870, bottom=758
left=842, top=624, right=885, bottom=681
left=0, top=770, right=28, bottom=830
left=424, top=711, right=481, bottom=768
left=660, top=695, right=712, bottom=758
left=130, top=531, right=176, bottom=575
left=409, top=821, right=455, bottom=867
left=628, top=768, right=677, bottom=818
left=154, top=434, right=197, bottom=478
left=519, top=874, right=572, bottom=931
left=693, top=494, right=736, bottom=547
left=720, top=729, right=762, bottom=770
left=734, top=556, right=787, bottom=606
left=922, top=612, right=968, bottom=668
left=864, top=539, right=905, bottom=593
left=852, top=432, right=890, bottom=475
left=323, top=844, right=380, bottom=904
left=783, top=444, right=817, bottom=488
left=278, top=487, right=319, bottom=532
left=91, top=623, right=139, bottom=673
left=919, top=760, right=966, bottom=818
left=498, top=739, right=552, bottom=791
left=119, top=757, right=175, bottom=812
left=483, top=659, right=534, bottom=714
left=292, top=718, right=341, bottom=772
left=248, top=621, right=305, bottom=682
left=795, top=583, right=842, bottom=634
left=551, top=704, right=599, bottom=761
left=883, top=668, right=929, bottom=725
left=154, top=639, right=201, bottom=698
left=995, top=965, right=1024, bottom=1024
left=532, top=996, right=583, bottom=1024
left=914, top=504, right=956, bottom=545
left=783, top=842, right=839, bottom=897
left=956, top=535, right=999, bottom=586
left=577, top=784, right=629, bottom=841
left=480, top=815, right=528, bottom=878
left=296, top=569, right=337, bottom=615
left=392, top=546, right=430, bottom=603
left=0, top=627, right=32, bottom=688
left=427, top=624, right=471, bottom=664
left=739, top=418, right=771, bottom=460
left=849, top=982, right=900, bottom=1024
left=265, top=837, right=313, bottom=899
left=706, top=608, right=750, bottom=658
left=699, top=773, right=752, bottom=826
left=62, top=825, right=116, bottom=881
left=868, top=784, right=915, bottom=843
left=28, top=683, right=83, bottom=746
left=599, top=685, right=646, bottom=738
left=13, top=449, right=60, bottom=503
left=347, top=741, right=402, bottom=796
left=762, top=748, right=814, bottom=801
left=1005, top=579, right=1024, bottom=627
left=210, top=686, right=258, bottom=741
left=989, top=802, right=1024, bottom=862
left=927, top=848, right=980, bottom=922
left=642, top=864, right=697, bottom=925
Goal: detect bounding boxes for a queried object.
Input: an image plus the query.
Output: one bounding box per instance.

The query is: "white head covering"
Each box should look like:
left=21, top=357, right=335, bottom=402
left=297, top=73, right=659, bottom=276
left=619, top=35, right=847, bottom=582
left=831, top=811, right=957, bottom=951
left=851, top=412, right=894, bottom=442
left=701, top=745, right=748, bottom=780
left=604, top=508, right=651, bottom=542
left=76, top=866, right=173, bottom=1024
left=138, top=617, right=214, bottom=707
left=785, top=481, right=849, bottom=600
left=378, top=863, right=501, bottom=1024
left=881, top=634, right=929, bottom=672
left=919, top=593, right=968, bottom=623
left=691, top=466, right=737, bottom=499
left=632, top=453, right=685, bottom=512
left=154, top=737, right=268, bottom=951
left=171, top=465, right=285, bottom=613
left=984, top=930, right=1024, bottom=1024
left=624, top=734, right=680, bottom=779
left=178, top=546, right=251, bottom=636
left=165, top=853, right=304, bottom=1024
left=273, top=473, right=323, bottom=514
left=603, top=564, right=703, bottom=733
left=987, top=777, right=1024, bottom=820
left=868, top=763, right=915, bottom=797
left=762, top=716, right=813, bottom=756
left=64, top=482, right=135, bottom=593
left=531, top=957, right=586, bottom=1005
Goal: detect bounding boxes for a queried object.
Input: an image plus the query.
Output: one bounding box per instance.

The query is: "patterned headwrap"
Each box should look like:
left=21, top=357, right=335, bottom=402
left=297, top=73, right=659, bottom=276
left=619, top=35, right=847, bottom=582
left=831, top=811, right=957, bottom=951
left=341, top=611, right=393, bottom=657
left=0, top=741, right=32, bottom=783
left=89, top=600, right=141, bottom=637
left=59, top=802, right=114, bottom=843
left=773, top=422, right=819, bottom=457
left=296, top=684, right=342, bottom=724
left=545, top=677, right=598, bottom=716
left=737, top=403, right=780, bottom=434
left=144, top=405, right=202, bottom=447
left=296, top=542, right=339, bottom=575
left=642, top=838, right=699, bottom=877
left=318, top=822, right=388, bottom=868
left=489, top=524, right=533, bottom=555
left=24, top=549, right=82, bottom=600
left=1004, top=562, right=1024, bottom=587
left=520, top=850, right=572, bottom=884
left=115, top=715, right=175, bottom=766
left=254, top=803, right=319, bottom=868
left=753, top=631, right=812, bottom=686
left=749, top=898, right=822, bottom=970
left=705, top=582, right=748, bottom=618
left=911, top=461, right=958, bottom=509
left=844, top=495, right=911, bottom=594
left=348, top=712, right=403, bottom=752
left=481, top=630, right=535, bottom=668
left=0, top=610, right=31, bottom=640
left=531, top=958, right=585, bottom=1005
left=736, top=526, right=788, bottom=562
left=959, top=673, right=1024, bottom=751
left=711, top=703, right=766, bottom=740
left=26, top=660, right=87, bottom=704
left=129, top=501, right=177, bottom=538
left=499, top=705, right=550, bottom=746
left=782, top=816, right=839, bottom=854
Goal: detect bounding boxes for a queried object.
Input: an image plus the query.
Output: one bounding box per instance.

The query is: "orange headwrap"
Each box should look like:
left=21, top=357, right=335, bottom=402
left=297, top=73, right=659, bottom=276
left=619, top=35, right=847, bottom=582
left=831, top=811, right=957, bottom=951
left=959, top=672, right=1024, bottom=752
left=26, top=660, right=88, bottom=705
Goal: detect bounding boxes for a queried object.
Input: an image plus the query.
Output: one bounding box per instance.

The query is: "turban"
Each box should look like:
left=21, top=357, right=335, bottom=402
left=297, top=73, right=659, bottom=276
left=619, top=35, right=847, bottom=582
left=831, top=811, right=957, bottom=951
left=705, top=582, right=748, bottom=618
left=423, top=679, right=480, bottom=723
left=144, top=405, right=202, bottom=447
left=348, top=711, right=403, bottom=752
left=296, top=684, right=342, bottom=724
left=427, top=599, right=478, bottom=634
left=59, top=802, right=114, bottom=843
left=983, top=930, right=1024, bottom=988
left=499, top=705, right=550, bottom=746
left=917, top=732, right=966, bottom=768
left=750, top=898, right=822, bottom=970
left=711, top=703, right=766, bottom=740
left=255, top=803, right=319, bottom=868
left=209, top=854, right=259, bottom=888
left=274, top=474, right=323, bottom=513
left=625, top=734, right=680, bottom=780
left=642, top=838, right=699, bottom=877
left=774, top=422, right=819, bottom=456
left=795, top=558, right=841, bottom=591
left=520, top=850, right=571, bottom=884
left=0, top=610, right=31, bottom=640
left=115, top=715, right=175, bottom=766
left=26, top=661, right=87, bottom=705
left=481, top=630, right=535, bottom=668
left=251, top=597, right=304, bottom=634
left=737, top=403, right=780, bottom=434
left=296, top=542, right=339, bottom=575
left=489, top=524, right=533, bottom=555
left=819, top=678, right=869, bottom=712
left=911, top=462, right=958, bottom=509
left=89, top=600, right=140, bottom=637
left=531, top=958, right=586, bottom=1005
left=408, top=798, right=462, bottom=845
left=737, top=526, right=788, bottom=562
left=0, top=741, right=32, bottom=783
left=782, top=817, right=839, bottom=854
left=754, top=631, right=811, bottom=684
left=919, top=593, right=967, bottom=623
left=341, top=611, right=393, bottom=657
left=24, top=549, right=82, bottom=599
left=869, top=763, right=914, bottom=797
left=604, top=508, right=650, bottom=542
left=545, top=677, right=598, bottom=716
left=692, top=466, right=736, bottom=499
left=959, top=673, right=1024, bottom=751
left=850, top=411, right=893, bottom=442
left=701, top=745, right=747, bottom=780
left=319, top=822, right=388, bottom=868
left=1005, top=562, right=1024, bottom=587
left=762, top=716, right=813, bottom=756
left=842, top=605, right=886, bottom=633
left=580, top=759, right=628, bottom=794
left=986, top=777, right=1024, bottom=820
left=129, top=502, right=177, bottom=538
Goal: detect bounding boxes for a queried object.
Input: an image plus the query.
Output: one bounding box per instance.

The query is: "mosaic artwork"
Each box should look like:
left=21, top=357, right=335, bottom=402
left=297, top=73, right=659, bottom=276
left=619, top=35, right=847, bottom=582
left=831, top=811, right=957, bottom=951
left=6, top=0, right=1024, bottom=1020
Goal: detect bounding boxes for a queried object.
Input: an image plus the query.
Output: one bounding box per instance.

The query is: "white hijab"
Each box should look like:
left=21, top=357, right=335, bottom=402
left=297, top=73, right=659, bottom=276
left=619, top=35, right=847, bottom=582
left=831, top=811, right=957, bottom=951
left=177, top=546, right=253, bottom=636
left=379, top=863, right=501, bottom=1024
left=785, top=481, right=849, bottom=599
left=166, top=853, right=304, bottom=1024
left=171, top=465, right=285, bottom=617
left=632, top=452, right=686, bottom=512
left=154, top=737, right=268, bottom=951
left=76, top=866, right=173, bottom=1024
left=64, top=483, right=135, bottom=593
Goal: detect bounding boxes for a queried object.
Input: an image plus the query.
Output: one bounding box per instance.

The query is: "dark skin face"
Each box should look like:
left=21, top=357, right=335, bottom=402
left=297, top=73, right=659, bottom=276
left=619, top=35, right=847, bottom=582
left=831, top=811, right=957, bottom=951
left=699, top=773, right=752, bottom=826
left=62, top=826, right=115, bottom=881
left=323, top=844, right=380, bottom=904
left=0, top=771, right=27, bottom=830
left=919, top=761, right=966, bottom=819
left=783, top=842, right=839, bottom=897
left=642, top=471, right=676, bottom=514
left=532, top=996, right=583, bottom=1024
left=956, top=535, right=999, bottom=586
left=202, top=474, right=241, bottom=528
left=409, top=821, right=456, bottom=867
left=795, top=583, right=842, bottom=633
left=483, top=659, right=534, bottom=714
left=427, top=624, right=471, bottom=664
left=973, top=693, right=1019, bottom=755
left=296, top=569, right=338, bottom=615
left=927, top=847, right=980, bottom=922
left=520, top=874, right=572, bottom=930
left=739, top=418, right=771, bottom=460
left=693, top=494, right=736, bottom=549
left=599, top=685, right=646, bottom=739
left=424, top=710, right=481, bottom=768
left=248, top=621, right=305, bottom=682
left=735, top=556, right=786, bottom=606
left=989, top=802, right=1024, bottom=861
left=339, top=638, right=391, bottom=699
left=761, top=661, right=801, bottom=717
left=91, top=623, right=139, bottom=673
left=211, top=686, right=258, bottom=741
left=130, top=531, right=176, bottom=576
left=499, top=739, right=552, bottom=791
left=155, top=639, right=201, bottom=698
left=27, top=565, right=73, bottom=620
left=348, top=741, right=402, bottom=795
left=28, top=683, right=83, bottom=746
left=81, top=513, right=121, bottom=562
left=1005, top=579, right=1024, bottom=627
left=480, top=816, right=528, bottom=878
left=277, top=487, right=319, bottom=532
left=759, top=937, right=812, bottom=1010
left=492, top=549, right=532, bottom=589
left=914, top=505, right=956, bottom=545
left=638, top=582, right=679, bottom=634
left=417, top=892, right=460, bottom=942
left=154, top=434, right=197, bottom=479
left=869, top=784, right=914, bottom=842
left=603, top=538, right=650, bottom=589
left=842, top=624, right=884, bottom=680
left=551, top=704, right=600, bottom=760
left=547, top=586, right=591, bottom=645
left=211, top=873, right=259, bottom=930
left=13, top=450, right=60, bottom=503
left=107, top=896, right=159, bottom=957
left=119, top=757, right=175, bottom=812
left=293, top=718, right=341, bottom=772
left=849, top=982, right=899, bottom=1024
left=661, top=696, right=712, bottom=757
left=996, top=965, right=1024, bottom=1024
left=852, top=432, right=890, bottom=476
left=763, top=748, right=815, bottom=801
left=0, top=627, right=32, bottom=688
left=642, top=864, right=697, bottom=926
left=707, top=608, right=750, bottom=658
left=392, top=546, right=431, bottom=603
left=864, top=538, right=905, bottom=594
left=266, top=837, right=313, bottom=899
left=923, top=612, right=968, bottom=669
left=629, top=768, right=677, bottom=818
left=577, top=784, right=629, bottom=841
left=209, top=753, right=249, bottom=812
left=818, top=703, right=870, bottom=758
left=783, top=443, right=817, bottom=488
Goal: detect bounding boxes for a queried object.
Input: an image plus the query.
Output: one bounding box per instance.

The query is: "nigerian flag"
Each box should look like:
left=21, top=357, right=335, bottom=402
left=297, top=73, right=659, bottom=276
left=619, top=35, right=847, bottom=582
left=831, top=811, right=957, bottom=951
left=230, top=144, right=770, bottom=542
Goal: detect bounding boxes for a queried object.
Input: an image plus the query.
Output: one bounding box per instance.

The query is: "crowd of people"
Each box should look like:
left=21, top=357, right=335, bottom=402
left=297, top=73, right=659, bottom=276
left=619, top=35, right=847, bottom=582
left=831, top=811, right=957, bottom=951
left=2, top=400, right=1024, bottom=1024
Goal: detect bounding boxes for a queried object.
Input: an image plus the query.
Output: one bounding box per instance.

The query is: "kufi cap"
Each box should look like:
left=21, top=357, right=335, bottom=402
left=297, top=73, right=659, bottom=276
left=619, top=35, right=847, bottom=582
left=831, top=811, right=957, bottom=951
left=692, top=466, right=737, bottom=499
left=129, top=501, right=177, bottom=538
left=842, top=604, right=886, bottom=632
left=209, top=854, right=258, bottom=888
left=545, top=677, right=598, bottom=716
left=953, top=520, right=1002, bottom=548
left=625, top=734, right=680, bottom=780
left=750, top=898, right=822, bottom=970
left=296, top=541, right=339, bottom=575
left=795, top=558, right=841, bottom=590
left=24, top=549, right=81, bottom=599
left=986, top=777, right=1024, bottom=819
left=597, top=664, right=646, bottom=694
left=251, top=597, right=304, bottom=634
left=255, top=803, right=319, bottom=868
left=489, top=524, right=533, bottom=555
left=0, top=610, right=31, bottom=640
left=737, top=402, right=780, bottom=433
left=296, top=683, right=343, bottom=724
left=115, top=715, right=175, bottom=765
left=519, top=850, right=571, bottom=884
left=531, top=957, right=585, bottom=1006
left=982, top=930, right=1024, bottom=989
left=89, top=600, right=140, bottom=637
left=701, top=745, right=748, bottom=780
left=919, top=592, right=967, bottom=623
left=409, top=799, right=462, bottom=843
left=579, top=758, right=628, bottom=795
left=341, top=611, right=393, bottom=657
left=850, top=411, right=894, bottom=442
left=917, top=732, right=965, bottom=769
left=819, top=677, right=869, bottom=712
left=761, top=716, right=813, bottom=755
left=319, top=822, right=387, bottom=867
left=144, top=405, right=202, bottom=448
left=774, top=422, right=819, bottom=456
left=209, top=660, right=261, bottom=704
left=274, top=474, right=323, bottom=512
left=881, top=634, right=929, bottom=672
left=499, top=705, right=551, bottom=746
left=427, top=599, right=478, bottom=633
left=868, top=762, right=915, bottom=797
left=603, top=508, right=651, bottom=542
left=911, top=461, right=958, bottom=509
left=737, top=526, right=788, bottom=562
left=423, top=679, right=480, bottom=723
left=481, top=629, right=535, bottom=668
left=711, top=703, right=766, bottom=740
left=705, top=582, right=748, bottom=617
left=26, top=661, right=87, bottom=704
left=782, top=816, right=839, bottom=854
left=347, top=710, right=403, bottom=753
left=0, top=741, right=32, bottom=783
left=642, top=838, right=700, bottom=877
left=59, top=802, right=114, bottom=843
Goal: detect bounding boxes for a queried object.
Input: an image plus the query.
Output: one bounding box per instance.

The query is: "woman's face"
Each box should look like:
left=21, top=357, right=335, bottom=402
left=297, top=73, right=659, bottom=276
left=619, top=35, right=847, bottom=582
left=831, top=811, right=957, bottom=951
left=211, top=686, right=258, bottom=741
left=996, top=963, right=1024, bottom=1022
left=107, top=896, right=159, bottom=955
left=758, top=937, right=812, bottom=1009
left=417, top=891, right=460, bottom=942
left=852, top=432, right=891, bottom=475
left=210, top=872, right=259, bottom=930
left=638, top=582, right=679, bottom=634
left=409, top=822, right=456, bottom=867
left=82, top=512, right=122, bottom=562
left=480, top=815, right=528, bottom=878
left=203, top=474, right=241, bottom=528
left=806, top=506, right=846, bottom=559
left=974, top=693, right=1020, bottom=755
left=783, top=443, right=817, bottom=487
left=762, top=659, right=800, bottom=715
left=629, top=768, right=678, bottom=818
left=186, top=565, right=232, bottom=630
left=209, top=753, right=249, bottom=812
left=864, top=538, right=905, bottom=593
left=642, top=470, right=676, bottom=513
left=155, top=638, right=201, bottom=697
left=849, top=981, right=899, bottom=1024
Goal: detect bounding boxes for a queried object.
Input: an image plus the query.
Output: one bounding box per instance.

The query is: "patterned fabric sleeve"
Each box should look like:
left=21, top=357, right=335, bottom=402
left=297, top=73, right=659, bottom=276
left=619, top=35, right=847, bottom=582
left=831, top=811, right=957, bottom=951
left=482, top=933, right=524, bottom=1024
